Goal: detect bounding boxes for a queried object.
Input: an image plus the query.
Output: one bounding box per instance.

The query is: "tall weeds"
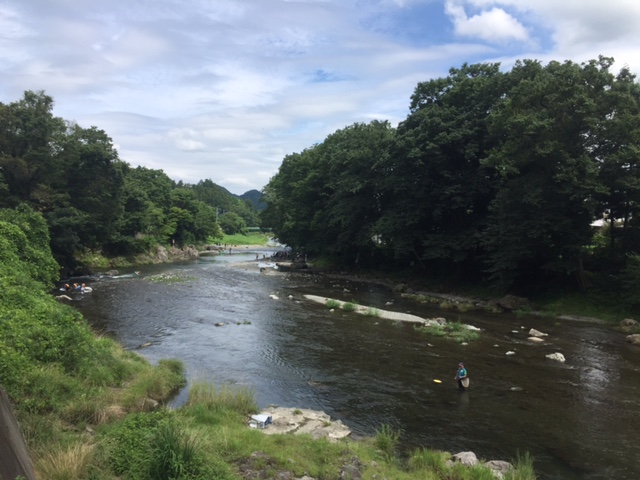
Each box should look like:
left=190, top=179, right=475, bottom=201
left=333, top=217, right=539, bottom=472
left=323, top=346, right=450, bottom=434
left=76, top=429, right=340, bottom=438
left=35, top=443, right=95, bottom=480
left=186, top=381, right=258, bottom=414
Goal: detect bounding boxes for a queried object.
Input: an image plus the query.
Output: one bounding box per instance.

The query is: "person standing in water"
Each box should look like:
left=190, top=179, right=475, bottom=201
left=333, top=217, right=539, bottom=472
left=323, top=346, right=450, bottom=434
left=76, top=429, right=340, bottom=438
left=455, top=362, right=469, bottom=391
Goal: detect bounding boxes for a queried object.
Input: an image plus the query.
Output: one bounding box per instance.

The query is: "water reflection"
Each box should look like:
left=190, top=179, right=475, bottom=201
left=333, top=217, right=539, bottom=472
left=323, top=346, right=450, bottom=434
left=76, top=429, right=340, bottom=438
left=71, top=255, right=640, bottom=480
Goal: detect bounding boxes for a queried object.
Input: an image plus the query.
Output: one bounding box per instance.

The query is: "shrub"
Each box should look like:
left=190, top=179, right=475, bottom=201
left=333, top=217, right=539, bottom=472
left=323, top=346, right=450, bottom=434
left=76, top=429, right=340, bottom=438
left=105, top=410, right=170, bottom=476
left=505, top=451, right=536, bottom=480
left=416, top=321, right=480, bottom=343
left=365, top=307, right=381, bottom=317
left=407, top=448, right=448, bottom=473
left=374, top=424, right=401, bottom=461
left=149, top=420, right=208, bottom=480
left=325, top=299, right=341, bottom=309
left=342, top=302, right=356, bottom=312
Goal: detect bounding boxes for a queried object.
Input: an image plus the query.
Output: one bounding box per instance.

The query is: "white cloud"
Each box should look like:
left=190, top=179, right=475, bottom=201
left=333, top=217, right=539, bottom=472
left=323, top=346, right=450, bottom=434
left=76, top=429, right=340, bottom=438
left=445, top=0, right=529, bottom=43
left=461, top=0, right=640, bottom=74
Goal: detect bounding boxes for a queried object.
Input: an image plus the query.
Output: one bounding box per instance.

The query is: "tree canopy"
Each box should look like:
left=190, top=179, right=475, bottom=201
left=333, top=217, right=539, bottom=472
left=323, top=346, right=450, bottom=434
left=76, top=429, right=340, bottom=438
left=263, top=56, right=640, bottom=292
left=0, top=91, right=259, bottom=272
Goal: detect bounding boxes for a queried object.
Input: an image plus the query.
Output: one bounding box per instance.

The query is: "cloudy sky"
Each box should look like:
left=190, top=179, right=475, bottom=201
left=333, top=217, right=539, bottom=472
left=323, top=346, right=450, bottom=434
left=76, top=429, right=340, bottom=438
left=2, top=0, right=640, bottom=194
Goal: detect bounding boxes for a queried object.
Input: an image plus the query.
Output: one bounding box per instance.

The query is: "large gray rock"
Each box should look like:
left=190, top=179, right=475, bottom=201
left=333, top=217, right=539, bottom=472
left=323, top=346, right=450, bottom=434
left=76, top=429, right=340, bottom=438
left=528, top=328, right=548, bottom=337
left=485, top=460, right=513, bottom=479
left=620, top=318, right=640, bottom=333
left=451, top=451, right=479, bottom=467
left=255, top=406, right=351, bottom=442
left=545, top=352, right=566, bottom=362
left=620, top=318, right=639, bottom=328
left=527, top=337, right=545, bottom=343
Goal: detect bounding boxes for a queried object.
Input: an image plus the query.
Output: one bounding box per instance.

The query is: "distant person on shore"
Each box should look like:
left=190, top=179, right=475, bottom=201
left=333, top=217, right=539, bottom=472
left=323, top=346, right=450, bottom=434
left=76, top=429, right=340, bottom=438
left=455, top=362, right=469, bottom=391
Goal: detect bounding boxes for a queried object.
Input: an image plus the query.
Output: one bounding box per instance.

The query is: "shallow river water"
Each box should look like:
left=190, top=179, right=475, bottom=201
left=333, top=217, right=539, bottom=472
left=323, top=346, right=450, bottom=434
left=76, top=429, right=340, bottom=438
left=70, top=251, right=640, bottom=480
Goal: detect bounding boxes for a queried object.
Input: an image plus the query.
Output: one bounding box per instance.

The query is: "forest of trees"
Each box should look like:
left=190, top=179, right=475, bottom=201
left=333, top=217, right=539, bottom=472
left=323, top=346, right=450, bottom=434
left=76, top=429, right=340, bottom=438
left=0, top=91, right=261, bottom=272
left=262, top=56, right=640, bottom=293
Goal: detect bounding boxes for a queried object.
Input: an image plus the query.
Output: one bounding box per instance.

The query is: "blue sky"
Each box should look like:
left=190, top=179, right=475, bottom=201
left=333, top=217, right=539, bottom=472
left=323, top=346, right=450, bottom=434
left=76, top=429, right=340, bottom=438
left=2, top=0, right=639, bottom=194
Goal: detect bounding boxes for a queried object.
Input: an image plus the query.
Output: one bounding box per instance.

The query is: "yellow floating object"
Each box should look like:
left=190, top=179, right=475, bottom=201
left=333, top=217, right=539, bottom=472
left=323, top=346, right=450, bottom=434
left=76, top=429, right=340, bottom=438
left=433, top=379, right=442, bottom=384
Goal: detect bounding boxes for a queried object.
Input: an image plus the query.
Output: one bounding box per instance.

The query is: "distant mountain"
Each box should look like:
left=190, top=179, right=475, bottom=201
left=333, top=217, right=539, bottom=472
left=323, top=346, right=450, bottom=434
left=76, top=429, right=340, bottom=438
left=239, top=189, right=267, bottom=211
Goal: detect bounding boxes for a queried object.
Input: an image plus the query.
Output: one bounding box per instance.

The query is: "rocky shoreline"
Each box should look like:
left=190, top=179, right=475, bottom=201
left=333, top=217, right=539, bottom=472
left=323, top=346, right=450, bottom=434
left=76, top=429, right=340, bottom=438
left=247, top=406, right=515, bottom=479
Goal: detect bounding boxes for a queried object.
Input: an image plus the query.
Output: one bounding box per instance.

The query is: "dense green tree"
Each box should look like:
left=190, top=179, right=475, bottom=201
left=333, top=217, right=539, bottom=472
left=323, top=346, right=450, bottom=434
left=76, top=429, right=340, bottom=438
left=263, top=121, right=394, bottom=264
left=318, top=121, right=394, bottom=265
left=219, top=211, right=247, bottom=235
left=0, top=91, right=229, bottom=268
left=591, top=63, right=640, bottom=256
left=262, top=147, right=325, bottom=252
left=376, top=63, right=504, bottom=275
left=0, top=90, right=66, bottom=208
left=481, top=59, right=604, bottom=288
left=63, top=125, right=126, bottom=250
left=166, top=188, right=220, bottom=245
left=194, top=200, right=222, bottom=240
left=115, top=166, right=176, bottom=253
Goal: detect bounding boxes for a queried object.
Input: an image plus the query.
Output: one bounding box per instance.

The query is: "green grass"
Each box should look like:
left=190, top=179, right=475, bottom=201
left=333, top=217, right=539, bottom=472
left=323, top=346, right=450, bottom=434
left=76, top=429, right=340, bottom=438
left=219, top=233, right=272, bottom=246
left=375, top=424, right=401, bottom=461
left=325, top=299, right=341, bottom=309
left=416, top=321, right=480, bottom=343
left=531, top=291, right=630, bottom=323
left=185, top=381, right=258, bottom=415
left=146, top=273, right=195, bottom=284
left=342, top=302, right=357, bottom=312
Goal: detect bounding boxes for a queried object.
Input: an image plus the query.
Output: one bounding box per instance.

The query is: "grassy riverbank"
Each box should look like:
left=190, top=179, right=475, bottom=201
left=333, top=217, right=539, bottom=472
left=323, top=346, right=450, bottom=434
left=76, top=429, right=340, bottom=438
left=28, top=380, right=538, bottom=480
left=220, top=232, right=273, bottom=246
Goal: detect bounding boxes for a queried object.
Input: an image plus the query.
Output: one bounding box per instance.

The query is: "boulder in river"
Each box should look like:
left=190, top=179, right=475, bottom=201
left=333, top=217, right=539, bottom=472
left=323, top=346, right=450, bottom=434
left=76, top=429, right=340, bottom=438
left=620, top=318, right=640, bottom=333
left=528, top=328, right=548, bottom=337
left=620, top=318, right=639, bottom=328
left=545, top=352, right=566, bottom=362
left=626, top=334, right=640, bottom=346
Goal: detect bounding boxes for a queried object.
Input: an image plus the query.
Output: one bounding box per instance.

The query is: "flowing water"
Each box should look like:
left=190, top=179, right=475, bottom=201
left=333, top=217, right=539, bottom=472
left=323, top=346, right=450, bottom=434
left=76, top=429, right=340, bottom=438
left=70, top=252, right=640, bottom=480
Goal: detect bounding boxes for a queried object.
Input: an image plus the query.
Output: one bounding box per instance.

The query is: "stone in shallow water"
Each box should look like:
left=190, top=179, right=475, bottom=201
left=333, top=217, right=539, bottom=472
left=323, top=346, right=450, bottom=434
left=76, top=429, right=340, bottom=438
left=545, top=352, right=566, bottom=362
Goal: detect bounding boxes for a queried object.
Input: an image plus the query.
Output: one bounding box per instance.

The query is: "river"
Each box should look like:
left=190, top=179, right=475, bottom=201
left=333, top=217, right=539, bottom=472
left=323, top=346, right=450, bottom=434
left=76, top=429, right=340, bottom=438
left=69, top=251, right=640, bottom=480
